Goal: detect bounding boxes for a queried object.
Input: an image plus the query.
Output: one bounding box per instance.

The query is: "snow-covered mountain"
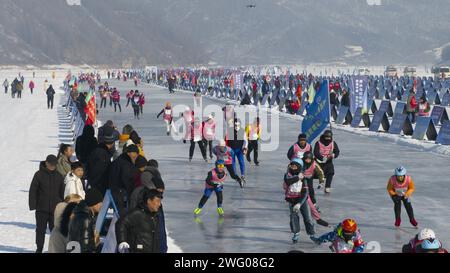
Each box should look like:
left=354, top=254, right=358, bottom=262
left=1, top=0, right=450, bottom=66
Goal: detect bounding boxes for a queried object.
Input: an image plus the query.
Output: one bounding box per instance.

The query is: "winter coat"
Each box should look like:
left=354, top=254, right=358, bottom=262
left=48, top=202, right=69, bottom=253
left=313, top=136, right=340, bottom=176
left=129, top=166, right=163, bottom=209
left=138, top=94, right=145, bottom=106
left=109, top=153, right=138, bottom=202
left=64, top=172, right=86, bottom=200
left=86, top=143, right=114, bottom=194
left=340, top=92, right=350, bottom=108
left=46, top=86, right=56, bottom=97
left=111, top=91, right=120, bottom=102
left=29, top=161, right=65, bottom=213
left=68, top=201, right=97, bottom=253
left=115, top=205, right=162, bottom=253
left=56, top=155, right=72, bottom=178
left=75, top=125, right=98, bottom=164
left=131, top=94, right=140, bottom=107
left=407, top=93, right=418, bottom=112
left=29, top=81, right=35, bottom=89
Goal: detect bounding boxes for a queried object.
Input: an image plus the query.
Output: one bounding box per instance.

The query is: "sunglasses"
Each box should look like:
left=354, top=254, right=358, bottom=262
left=216, top=164, right=225, bottom=168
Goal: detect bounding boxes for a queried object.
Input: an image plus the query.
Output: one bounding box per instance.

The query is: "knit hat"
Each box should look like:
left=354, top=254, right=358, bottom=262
left=142, top=188, right=163, bottom=202
left=135, top=155, right=147, bottom=168
left=103, top=134, right=115, bottom=144
left=85, top=189, right=103, bottom=207
left=126, top=144, right=139, bottom=154
left=298, top=133, right=307, bottom=141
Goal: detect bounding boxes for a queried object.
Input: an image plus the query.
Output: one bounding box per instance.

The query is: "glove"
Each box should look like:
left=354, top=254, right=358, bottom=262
left=118, top=242, right=130, bottom=253
left=298, top=173, right=304, bottom=180
left=293, top=203, right=301, bottom=213
left=183, top=140, right=186, bottom=144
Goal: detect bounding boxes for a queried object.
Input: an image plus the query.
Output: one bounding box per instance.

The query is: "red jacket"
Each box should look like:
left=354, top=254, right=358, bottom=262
left=138, top=94, right=145, bottom=106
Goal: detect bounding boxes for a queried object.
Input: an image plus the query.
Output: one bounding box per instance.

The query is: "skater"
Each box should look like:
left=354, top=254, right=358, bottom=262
left=387, top=166, right=418, bottom=228
left=213, top=140, right=243, bottom=188
left=29, top=155, right=65, bottom=253
left=402, top=228, right=439, bottom=253
left=134, top=75, right=139, bottom=87
left=311, top=219, right=365, bottom=253
left=131, top=91, right=141, bottom=119
left=188, top=118, right=207, bottom=162
left=227, top=119, right=248, bottom=183
left=126, top=90, right=134, bottom=107
left=29, top=80, right=35, bottom=94
left=157, top=102, right=173, bottom=135
left=313, top=130, right=339, bottom=193
left=46, top=84, right=56, bottom=109
left=3, top=78, right=8, bottom=94
left=416, top=238, right=448, bottom=253
left=203, top=114, right=216, bottom=159
left=307, top=195, right=329, bottom=227
left=138, top=92, right=145, bottom=114
left=287, top=133, right=311, bottom=161
left=111, top=88, right=122, bottom=112
left=283, top=158, right=315, bottom=243
left=100, top=87, right=108, bottom=108
left=193, top=160, right=228, bottom=216
left=108, top=88, right=113, bottom=107
left=302, top=151, right=325, bottom=206
left=245, top=117, right=261, bottom=165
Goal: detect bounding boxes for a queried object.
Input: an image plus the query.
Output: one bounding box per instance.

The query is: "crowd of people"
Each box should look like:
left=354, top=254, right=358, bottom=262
left=97, top=82, right=145, bottom=119
left=29, top=119, right=167, bottom=253
left=26, top=68, right=449, bottom=254
left=3, top=74, right=36, bottom=99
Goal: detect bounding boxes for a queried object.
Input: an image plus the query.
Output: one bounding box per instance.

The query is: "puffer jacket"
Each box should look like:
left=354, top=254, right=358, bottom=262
left=29, top=161, right=65, bottom=213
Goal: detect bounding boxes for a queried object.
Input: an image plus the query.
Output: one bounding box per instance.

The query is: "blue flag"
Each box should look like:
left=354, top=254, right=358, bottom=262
left=350, top=75, right=369, bottom=115
left=301, top=80, right=331, bottom=143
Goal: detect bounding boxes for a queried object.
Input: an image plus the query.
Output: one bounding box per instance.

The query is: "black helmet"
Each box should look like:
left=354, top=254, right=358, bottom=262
left=323, top=130, right=333, bottom=138
left=303, top=151, right=314, bottom=161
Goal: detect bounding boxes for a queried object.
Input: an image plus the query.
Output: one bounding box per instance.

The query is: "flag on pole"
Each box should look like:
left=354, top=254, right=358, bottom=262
left=301, top=80, right=331, bottom=143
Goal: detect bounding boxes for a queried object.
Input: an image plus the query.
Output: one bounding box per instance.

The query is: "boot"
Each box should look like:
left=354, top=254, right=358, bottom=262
left=395, top=218, right=401, bottom=227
